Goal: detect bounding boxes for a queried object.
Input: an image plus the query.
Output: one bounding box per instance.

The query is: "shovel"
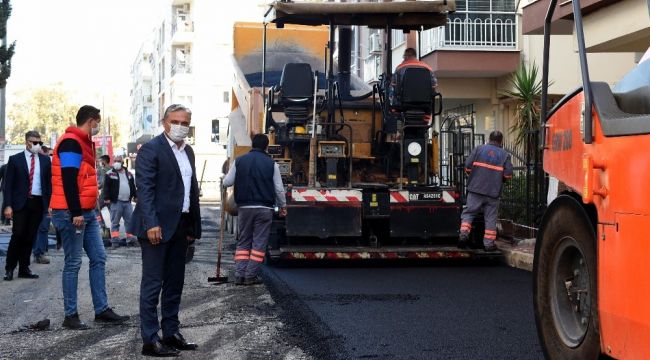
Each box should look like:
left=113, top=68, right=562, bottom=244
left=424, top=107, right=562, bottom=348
left=208, top=201, right=229, bottom=284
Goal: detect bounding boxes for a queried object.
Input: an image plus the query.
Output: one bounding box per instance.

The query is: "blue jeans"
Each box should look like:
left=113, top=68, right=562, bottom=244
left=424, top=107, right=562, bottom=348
left=52, top=209, right=109, bottom=317
left=32, top=214, right=51, bottom=257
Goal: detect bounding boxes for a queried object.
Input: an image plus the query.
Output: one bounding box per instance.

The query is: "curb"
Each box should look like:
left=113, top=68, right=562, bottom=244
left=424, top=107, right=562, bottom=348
left=496, top=238, right=535, bottom=272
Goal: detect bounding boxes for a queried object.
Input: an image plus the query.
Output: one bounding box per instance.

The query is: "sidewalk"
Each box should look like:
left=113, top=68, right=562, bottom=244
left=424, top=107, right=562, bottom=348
left=0, top=206, right=313, bottom=360
left=496, top=238, right=535, bottom=272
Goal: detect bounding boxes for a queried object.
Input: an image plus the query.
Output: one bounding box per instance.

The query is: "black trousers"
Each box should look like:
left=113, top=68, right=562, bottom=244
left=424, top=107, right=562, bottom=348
left=139, top=215, right=190, bottom=343
left=5, top=197, right=44, bottom=272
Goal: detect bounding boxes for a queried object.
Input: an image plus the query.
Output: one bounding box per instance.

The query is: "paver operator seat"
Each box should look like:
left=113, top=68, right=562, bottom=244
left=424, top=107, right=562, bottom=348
left=278, top=62, right=314, bottom=124
left=394, top=66, right=434, bottom=122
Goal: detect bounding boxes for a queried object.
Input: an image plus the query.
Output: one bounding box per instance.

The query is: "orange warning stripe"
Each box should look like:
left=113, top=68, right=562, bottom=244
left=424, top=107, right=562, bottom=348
left=251, top=249, right=265, bottom=257
left=473, top=162, right=504, bottom=172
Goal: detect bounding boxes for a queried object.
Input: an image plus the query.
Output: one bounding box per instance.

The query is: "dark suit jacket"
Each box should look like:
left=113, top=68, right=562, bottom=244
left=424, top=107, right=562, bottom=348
left=129, top=134, right=201, bottom=242
left=2, top=151, right=52, bottom=212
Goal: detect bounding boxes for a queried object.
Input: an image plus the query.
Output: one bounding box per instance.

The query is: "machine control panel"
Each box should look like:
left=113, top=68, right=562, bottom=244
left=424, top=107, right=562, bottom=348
left=317, top=141, right=347, bottom=158
left=275, top=159, right=292, bottom=177
left=267, top=145, right=284, bottom=156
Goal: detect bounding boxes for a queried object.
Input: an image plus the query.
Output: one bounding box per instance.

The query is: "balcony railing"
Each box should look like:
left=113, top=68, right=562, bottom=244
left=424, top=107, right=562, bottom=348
left=171, top=20, right=194, bottom=36
left=171, top=62, right=192, bottom=76
left=421, top=17, right=517, bottom=52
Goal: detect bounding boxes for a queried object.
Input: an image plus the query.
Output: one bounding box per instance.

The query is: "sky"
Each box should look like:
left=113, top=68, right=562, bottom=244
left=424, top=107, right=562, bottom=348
left=7, top=0, right=165, bottom=112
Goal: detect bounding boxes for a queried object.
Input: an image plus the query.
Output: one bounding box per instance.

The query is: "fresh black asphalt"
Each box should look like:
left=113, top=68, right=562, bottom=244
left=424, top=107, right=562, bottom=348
left=265, top=261, right=544, bottom=360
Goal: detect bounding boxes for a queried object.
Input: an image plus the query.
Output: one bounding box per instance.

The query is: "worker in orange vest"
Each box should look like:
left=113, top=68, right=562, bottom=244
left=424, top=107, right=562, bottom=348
left=50, top=105, right=129, bottom=330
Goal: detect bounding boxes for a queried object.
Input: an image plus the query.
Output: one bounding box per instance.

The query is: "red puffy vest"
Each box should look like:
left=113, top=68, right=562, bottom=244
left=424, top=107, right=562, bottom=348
left=50, top=127, right=98, bottom=210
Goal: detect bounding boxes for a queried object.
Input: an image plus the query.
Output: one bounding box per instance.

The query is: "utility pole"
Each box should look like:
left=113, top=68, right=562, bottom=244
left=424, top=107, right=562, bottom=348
left=0, top=0, right=15, bottom=165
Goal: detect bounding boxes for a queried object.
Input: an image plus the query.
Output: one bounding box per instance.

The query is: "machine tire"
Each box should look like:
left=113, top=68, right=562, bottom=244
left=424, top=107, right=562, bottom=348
left=533, top=195, right=600, bottom=360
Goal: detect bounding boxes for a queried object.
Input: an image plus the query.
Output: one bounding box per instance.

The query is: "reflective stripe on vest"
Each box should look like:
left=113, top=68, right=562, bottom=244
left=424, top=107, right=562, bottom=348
left=472, top=161, right=504, bottom=172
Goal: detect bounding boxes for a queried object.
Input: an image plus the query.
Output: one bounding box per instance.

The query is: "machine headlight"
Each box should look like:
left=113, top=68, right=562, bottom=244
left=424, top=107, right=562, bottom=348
left=407, top=142, right=422, bottom=156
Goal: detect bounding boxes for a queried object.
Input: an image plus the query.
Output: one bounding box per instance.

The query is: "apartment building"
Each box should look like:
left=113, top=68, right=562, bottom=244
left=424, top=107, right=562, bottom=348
left=357, top=0, right=640, bottom=142
left=521, top=0, right=646, bottom=94
left=130, top=39, right=154, bottom=144
left=130, top=0, right=262, bottom=199
left=359, top=0, right=520, bottom=139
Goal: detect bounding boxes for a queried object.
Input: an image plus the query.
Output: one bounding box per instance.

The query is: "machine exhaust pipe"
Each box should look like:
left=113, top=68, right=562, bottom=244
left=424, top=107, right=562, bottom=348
left=337, top=26, right=352, bottom=99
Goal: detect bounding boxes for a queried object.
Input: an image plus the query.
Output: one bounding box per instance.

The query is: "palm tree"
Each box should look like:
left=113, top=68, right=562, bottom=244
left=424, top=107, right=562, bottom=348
left=501, top=61, right=543, bottom=148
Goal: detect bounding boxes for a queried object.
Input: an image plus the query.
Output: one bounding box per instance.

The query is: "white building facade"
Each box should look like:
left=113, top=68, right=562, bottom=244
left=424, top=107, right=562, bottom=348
left=130, top=0, right=263, bottom=200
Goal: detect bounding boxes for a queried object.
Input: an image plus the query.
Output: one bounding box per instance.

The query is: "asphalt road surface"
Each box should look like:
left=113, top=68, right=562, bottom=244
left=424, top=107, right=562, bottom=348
left=0, top=207, right=316, bottom=360
left=265, top=260, right=543, bottom=360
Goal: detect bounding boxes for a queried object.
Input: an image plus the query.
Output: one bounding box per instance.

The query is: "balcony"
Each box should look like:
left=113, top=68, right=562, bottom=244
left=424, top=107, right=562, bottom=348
left=421, top=18, right=517, bottom=52
left=172, top=20, right=194, bottom=36
left=419, top=16, right=520, bottom=78
left=171, top=61, right=192, bottom=76
left=171, top=20, right=194, bottom=45
left=522, top=0, right=650, bottom=52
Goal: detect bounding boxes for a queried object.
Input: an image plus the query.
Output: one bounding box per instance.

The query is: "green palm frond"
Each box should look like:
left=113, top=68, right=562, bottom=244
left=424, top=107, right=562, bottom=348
left=500, top=62, right=544, bottom=147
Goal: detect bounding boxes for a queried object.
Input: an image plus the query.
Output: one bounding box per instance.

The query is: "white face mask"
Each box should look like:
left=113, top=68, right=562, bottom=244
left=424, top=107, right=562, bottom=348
left=113, top=162, right=123, bottom=170
left=91, top=124, right=100, bottom=136
left=168, top=124, right=190, bottom=142
left=29, top=144, right=41, bottom=154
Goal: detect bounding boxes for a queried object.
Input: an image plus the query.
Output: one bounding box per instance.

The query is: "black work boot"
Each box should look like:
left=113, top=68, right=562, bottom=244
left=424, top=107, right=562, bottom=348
left=457, top=233, right=470, bottom=249
left=95, top=307, right=130, bottom=323
left=62, top=313, right=90, bottom=330
left=484, top=242, right=498, bottom=252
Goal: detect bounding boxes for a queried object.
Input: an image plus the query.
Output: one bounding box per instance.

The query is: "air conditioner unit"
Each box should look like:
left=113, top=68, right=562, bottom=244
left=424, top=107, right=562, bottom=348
left=369, top=33, right=382, bottom=54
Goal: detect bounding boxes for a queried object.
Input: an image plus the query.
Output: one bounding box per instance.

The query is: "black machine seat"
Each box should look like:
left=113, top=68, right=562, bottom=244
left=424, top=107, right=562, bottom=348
left=592, top=81, right=650, bottom=137
left=395, top=67, right=434, bottom=117
left=278, top=63, right=314, bottom=122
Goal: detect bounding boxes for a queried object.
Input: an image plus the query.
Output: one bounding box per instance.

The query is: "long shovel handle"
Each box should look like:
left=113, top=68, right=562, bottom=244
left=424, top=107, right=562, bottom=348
left=216, top=203, right=226, bottom=278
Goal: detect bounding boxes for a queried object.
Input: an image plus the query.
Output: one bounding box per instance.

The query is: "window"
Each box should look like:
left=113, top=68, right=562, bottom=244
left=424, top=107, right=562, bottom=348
left=223, top=91, right=230, bottom=103
left=391, top=29, right=406, bottom=49
left=159, top=93, right=166, bottom=125
left=188, top=126, right=196, bottom=145
left=211, top=119, right=220, bottom=143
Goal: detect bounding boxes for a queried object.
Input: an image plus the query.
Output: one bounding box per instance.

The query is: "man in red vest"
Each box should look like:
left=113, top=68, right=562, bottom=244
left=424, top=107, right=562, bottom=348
left=50, top=105, right=129, bottom=330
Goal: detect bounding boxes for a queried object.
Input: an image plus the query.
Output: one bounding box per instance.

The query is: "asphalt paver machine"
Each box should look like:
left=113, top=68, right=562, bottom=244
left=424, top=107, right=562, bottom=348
left=227, top=1, right=495, bottom=262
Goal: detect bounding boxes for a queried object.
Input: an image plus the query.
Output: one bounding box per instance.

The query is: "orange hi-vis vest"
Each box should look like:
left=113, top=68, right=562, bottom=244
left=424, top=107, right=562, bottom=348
left=50, top=126, right=98, bottom=210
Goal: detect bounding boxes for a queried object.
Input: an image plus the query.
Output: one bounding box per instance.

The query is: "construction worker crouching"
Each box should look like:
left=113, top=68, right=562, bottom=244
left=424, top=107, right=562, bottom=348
left=458, top=130, right=513, bottom=251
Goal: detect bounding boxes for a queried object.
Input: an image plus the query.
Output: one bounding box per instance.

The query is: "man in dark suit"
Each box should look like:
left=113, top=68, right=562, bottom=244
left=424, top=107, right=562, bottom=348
left=3, top=130, right=52, bottom=280
left=130, top=104, right=201, bottom=357
left=0, top=163, right=7, bottom=225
